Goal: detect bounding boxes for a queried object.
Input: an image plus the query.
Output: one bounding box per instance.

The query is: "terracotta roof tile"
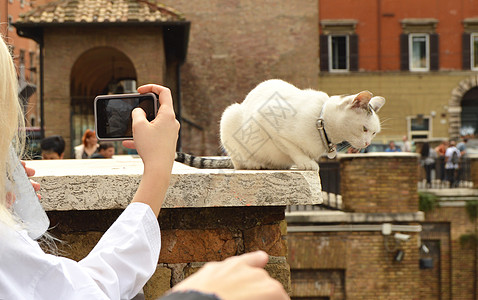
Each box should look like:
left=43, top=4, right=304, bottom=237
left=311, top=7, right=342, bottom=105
left=16, top=0, right=184, bottom=24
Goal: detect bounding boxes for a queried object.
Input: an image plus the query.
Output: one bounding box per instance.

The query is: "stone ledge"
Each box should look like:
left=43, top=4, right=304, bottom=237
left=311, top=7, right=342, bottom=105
left=286, top=211, right=425, bottom=224
left=27, top=157, right=322, bottom=210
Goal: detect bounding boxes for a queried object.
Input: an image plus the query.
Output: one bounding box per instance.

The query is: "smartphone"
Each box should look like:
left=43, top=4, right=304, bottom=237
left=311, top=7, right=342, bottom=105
left=94, top=93, right=158, bottom=140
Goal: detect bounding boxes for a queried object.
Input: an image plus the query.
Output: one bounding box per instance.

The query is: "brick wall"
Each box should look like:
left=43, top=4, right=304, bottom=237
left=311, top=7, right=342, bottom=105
left=339, top=154, right=419, bottom=213
left=425, top=206, right=478, bottom=299
left=45, top=206, right=290, bottom=299
left=288, top=231, right=420, bottom=300
left=158, top=0, right=319, bottom=155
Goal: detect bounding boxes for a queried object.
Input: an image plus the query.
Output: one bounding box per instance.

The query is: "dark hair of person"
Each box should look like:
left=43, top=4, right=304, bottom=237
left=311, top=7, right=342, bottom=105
left=98, top=142, right=114, bottom=151
left=40, top=135, right=65, bottom=155
left=420, top=142, right=430, bottom=158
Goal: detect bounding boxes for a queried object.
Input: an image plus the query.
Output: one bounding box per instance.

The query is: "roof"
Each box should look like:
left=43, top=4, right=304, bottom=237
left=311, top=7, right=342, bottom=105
left=16, top=0, right=185, bottom=24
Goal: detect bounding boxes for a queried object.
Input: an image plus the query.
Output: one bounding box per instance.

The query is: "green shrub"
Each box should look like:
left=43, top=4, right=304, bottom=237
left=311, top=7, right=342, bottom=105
left=418, top=192, right=438, bottom=213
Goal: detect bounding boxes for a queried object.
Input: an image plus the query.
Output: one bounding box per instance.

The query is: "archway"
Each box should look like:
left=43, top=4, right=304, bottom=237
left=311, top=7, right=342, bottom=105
left=448, top=74, right=478, bottom=139
left=461, top=87, right=478, bottom=137
left=70, top=47, right=137, bottom=151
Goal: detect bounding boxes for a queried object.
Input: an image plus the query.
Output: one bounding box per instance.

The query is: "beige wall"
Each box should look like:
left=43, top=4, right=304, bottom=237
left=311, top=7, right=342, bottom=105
left=318, top=72, right=478, bottom=144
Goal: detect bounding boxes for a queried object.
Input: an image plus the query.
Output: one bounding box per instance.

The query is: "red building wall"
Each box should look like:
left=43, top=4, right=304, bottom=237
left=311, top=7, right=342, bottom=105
left=320, top=0, right=478, bottom=71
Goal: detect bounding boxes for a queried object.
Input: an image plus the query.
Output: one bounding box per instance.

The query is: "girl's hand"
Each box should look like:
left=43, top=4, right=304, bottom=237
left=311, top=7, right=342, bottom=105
left=171, top=251, right=289, bottom=300
left=122, top=85, right=179, bottom=171
left=21, top=161, right=41, bottom=200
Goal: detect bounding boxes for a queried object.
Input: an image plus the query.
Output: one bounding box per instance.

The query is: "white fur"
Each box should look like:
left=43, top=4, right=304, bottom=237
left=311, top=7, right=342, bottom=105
left=220, top=79, right=385, bottom=170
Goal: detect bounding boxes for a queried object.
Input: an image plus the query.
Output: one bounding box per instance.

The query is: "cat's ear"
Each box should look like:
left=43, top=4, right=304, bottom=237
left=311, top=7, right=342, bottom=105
left=369, top=96, right=385, bottom=112
left=351, top=91, right=373, bottom=110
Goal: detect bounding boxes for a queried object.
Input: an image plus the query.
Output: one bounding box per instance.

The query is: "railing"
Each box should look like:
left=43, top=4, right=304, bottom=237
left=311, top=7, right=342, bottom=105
left=287, top=160, right=342, bottom=212
left=418, top=156, right=473, bottom=189
left=287, top=155, right=475, bottom=213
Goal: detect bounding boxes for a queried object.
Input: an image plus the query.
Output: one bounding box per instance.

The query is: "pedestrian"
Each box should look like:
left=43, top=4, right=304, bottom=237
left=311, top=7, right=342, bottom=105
left=40, top=135, right=65, bottom=159
left=420, top=142, right=437, bottom=188
left=402, top=135, right=412, bottom=152
left=385, top=141, right=401, bottom=152
left=445, top=140, right=461, bottom=188
left=90, top=142, right=115, bottom=159
left=434, top=140, right=449, bottom=182
left=74, top=129, right=99, bottom=159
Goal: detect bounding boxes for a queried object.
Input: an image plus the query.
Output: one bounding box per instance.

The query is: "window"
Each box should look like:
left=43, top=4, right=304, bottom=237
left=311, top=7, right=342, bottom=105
left=471, top=33, right=478, bottom=70
left=408, top=115, right=432, bottom=140
left=7, top=15, right=13, bottom=31
left=320, top=20, right=358, bottom=72
left=19, top=50, right=25, bottom=66
left=329, top=35, right=348, bottom=71
left=400, top=19, right=439, bottom=71
left=409, top=34, right=429, bottom=71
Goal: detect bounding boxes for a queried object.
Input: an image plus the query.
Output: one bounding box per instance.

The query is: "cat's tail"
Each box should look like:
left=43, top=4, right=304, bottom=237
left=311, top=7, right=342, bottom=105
left=175, top=152, right=234, bottom=169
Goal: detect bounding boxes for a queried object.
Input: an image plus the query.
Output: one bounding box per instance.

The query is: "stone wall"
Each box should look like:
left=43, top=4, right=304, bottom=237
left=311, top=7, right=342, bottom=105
left=46, top=206, right=290, bottom=299
left=31, top=159, right=322, bottom=299
left=339, top=153, right=420, bottom=213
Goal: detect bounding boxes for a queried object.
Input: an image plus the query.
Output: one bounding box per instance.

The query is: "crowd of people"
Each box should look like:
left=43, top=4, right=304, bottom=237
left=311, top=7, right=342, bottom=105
left=420, top=138, right=468, bottom=188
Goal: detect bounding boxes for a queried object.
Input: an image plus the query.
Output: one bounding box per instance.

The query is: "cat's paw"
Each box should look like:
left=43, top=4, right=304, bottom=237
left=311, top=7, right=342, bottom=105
left=294, top=160, right=319, bottom=171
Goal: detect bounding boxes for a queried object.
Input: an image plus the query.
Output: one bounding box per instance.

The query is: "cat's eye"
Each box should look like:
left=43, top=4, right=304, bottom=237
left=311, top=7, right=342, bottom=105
left=363, top=126, right=368, bottom=132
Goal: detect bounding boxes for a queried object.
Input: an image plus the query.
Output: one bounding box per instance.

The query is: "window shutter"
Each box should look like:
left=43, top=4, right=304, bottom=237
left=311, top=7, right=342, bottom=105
left=349, top=34, right=359, bottom=71
left=400, top=34, right=409, bottom=71
left=429, top=33, right=439, bottom=71
left=463, top=33, right=471, bottom=70
left=320, top=35, right=329, bottom=72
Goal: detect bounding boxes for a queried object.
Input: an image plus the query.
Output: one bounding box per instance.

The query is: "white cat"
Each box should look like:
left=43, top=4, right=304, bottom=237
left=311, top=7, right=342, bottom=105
left=175, top=79, right=385, bottom=170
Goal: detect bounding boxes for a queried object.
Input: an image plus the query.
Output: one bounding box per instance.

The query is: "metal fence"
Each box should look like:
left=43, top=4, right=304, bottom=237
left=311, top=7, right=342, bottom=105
left=287, top=155, right=474, bottom=213
left=287, top=160, right=342, bottom=212
left=418, top=156, right=473, bottom=189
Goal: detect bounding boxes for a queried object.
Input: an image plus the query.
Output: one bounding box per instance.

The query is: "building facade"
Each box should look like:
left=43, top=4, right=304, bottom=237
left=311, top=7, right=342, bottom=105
left=318, top=0, right=478, bottom=145
left=1, top=0, right=40, bottom=127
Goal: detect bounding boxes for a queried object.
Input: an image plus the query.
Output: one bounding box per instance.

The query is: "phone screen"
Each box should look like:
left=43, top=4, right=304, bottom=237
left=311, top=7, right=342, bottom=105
left=95, top=93, right=157, bottom=140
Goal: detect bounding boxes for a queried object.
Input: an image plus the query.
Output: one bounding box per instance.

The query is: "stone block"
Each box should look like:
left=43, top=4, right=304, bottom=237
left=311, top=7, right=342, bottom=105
left=160, top=229, right=239, bottom=263
left=143, top=266, right=172, bottom=300
left=244, top=224, right=287, bottom=256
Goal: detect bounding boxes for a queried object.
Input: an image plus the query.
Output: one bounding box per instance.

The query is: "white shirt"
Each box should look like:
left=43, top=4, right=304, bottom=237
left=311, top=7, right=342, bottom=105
left=445, top=146, right=460, bottom=169
left=0, top=202, right=160, bottom=300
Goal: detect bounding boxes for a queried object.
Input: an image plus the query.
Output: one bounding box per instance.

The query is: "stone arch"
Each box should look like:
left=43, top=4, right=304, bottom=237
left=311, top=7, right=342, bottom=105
left=448, top=74, right=478, bottom=139
left=70, top=46, right=137, bottom=149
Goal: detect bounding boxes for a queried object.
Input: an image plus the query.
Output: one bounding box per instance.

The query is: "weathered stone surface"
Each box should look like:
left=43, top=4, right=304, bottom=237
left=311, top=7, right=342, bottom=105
left=28, top=158, right=322, bottom=211
left=159, top=229, right=240, bottom=263
left=244, top=224, right=288, bottom=256
left=159, top=206, right=285, bottom=230
left=265, top=256, right=292, bottom=295
left=143, top=266, right=172, bottom=300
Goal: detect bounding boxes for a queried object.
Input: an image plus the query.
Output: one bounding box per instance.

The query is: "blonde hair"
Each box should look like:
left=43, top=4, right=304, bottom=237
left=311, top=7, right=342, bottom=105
left=0, top=34, right=25, bottom=227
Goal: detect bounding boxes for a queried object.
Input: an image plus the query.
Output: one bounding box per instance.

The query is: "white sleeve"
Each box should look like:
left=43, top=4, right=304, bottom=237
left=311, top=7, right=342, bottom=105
left=32, top=202, right=160, bottom=300
left=77, top=202, right=161, bottom=299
